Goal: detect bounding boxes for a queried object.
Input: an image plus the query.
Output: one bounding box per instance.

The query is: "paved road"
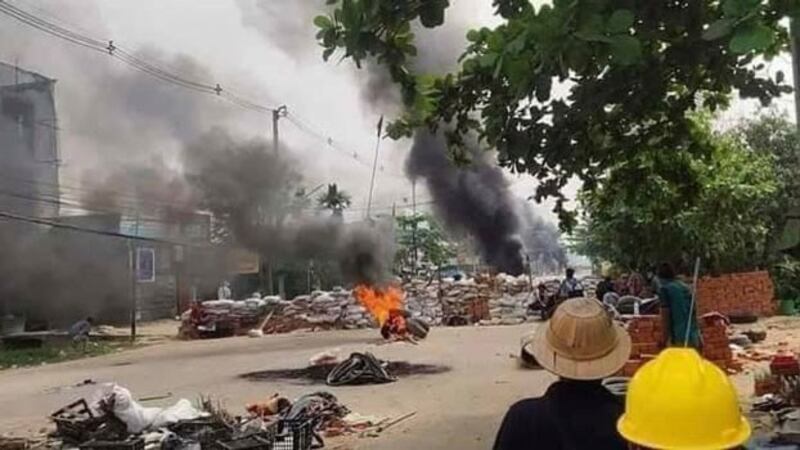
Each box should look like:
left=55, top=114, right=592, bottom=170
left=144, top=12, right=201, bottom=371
left=0, top=324, right=554, bottom=449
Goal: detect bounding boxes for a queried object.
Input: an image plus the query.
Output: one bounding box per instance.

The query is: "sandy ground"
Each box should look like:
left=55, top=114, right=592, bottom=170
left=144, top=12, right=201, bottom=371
left=0, top=323, right=555, bottom=449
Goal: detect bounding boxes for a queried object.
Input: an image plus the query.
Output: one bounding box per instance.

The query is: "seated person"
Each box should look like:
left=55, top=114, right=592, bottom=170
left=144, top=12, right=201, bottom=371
left=558, top=268, right=585, bottom=299
left=68, top=316, right=94, bottom=350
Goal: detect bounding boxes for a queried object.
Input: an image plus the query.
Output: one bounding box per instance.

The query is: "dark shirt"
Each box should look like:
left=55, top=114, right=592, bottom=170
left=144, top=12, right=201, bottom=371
left=493, top=380, right=627, bottom=450
left=596, top=280, right=615, bottom=301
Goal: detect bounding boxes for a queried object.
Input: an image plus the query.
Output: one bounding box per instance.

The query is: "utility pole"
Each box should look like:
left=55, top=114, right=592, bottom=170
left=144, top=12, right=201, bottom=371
left=272, top=105, right=287, bottom=155
left=264, top=105, right=287, bottom=295
left=791, top=19, right=800, bottom=127
left=128, top=239, right=136, bottom=342
left=366, top=116, right=384, bottom=219
left=411, top=180, right=418, bottom=274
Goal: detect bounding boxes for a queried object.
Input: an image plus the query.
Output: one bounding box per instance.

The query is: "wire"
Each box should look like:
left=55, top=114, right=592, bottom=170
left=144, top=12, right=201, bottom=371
left=0, top=0, right=414, bottom=199
left=0, top=208, right=195, bottom=246
left=0, top=0, right=277, bottom=113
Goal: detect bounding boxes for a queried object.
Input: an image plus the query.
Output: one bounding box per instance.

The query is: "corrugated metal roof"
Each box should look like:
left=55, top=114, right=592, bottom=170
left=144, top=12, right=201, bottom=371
left=0, top=61, right=53, bottom=88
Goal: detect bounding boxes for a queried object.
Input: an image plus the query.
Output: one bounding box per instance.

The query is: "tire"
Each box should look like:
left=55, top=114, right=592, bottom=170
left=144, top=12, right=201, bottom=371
left=728, top=313, right=758, bottom=324
left=407, top=318, right=430, bottom=339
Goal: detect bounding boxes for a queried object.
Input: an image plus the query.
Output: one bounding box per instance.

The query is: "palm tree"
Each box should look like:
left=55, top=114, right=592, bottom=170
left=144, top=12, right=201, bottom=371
left=317, top=183, right=351, bottom=217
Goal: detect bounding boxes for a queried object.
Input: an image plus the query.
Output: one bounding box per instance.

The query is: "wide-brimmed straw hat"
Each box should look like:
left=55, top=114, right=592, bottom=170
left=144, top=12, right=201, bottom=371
left=524, top=297, right=631, bottom=380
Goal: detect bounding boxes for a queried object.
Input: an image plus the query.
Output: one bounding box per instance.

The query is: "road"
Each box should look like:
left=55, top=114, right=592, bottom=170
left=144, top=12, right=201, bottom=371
left=0, top=323, right=555, bottom=449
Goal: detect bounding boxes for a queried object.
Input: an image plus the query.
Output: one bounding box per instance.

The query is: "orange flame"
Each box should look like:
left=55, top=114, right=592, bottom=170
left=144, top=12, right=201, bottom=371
left=353, top=284, right=404, bottom=327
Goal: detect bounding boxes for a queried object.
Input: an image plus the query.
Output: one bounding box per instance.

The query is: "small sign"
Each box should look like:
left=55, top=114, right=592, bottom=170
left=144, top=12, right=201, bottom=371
left=229, top=248, right=260, bottom=274
left=136, top=247, right=155, bottom=283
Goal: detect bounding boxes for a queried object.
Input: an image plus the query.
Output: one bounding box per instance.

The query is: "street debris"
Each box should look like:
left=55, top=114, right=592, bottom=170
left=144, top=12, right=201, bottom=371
left=326, top=352, right=395, bottom=386
left=44, top=383, right=384, bottom=449
left=308, top=349, right=341, bottom=367
left=240, top=358, right=450, bottom=384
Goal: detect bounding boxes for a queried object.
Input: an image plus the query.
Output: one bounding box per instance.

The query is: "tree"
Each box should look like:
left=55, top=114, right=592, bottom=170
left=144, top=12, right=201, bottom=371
left=394, top=213, right=455, bottom=274
left=571, top=115, right=779, bottom=273
left=317, top=183, right=352, bottom=217
left=734, top=113, right=800, bottom=257
left=315, top=0, right=795, bottom=228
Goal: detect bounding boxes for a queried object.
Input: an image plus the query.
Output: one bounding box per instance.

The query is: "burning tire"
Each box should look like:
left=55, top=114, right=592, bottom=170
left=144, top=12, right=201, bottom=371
left=406, top=318, right=430, bottom=340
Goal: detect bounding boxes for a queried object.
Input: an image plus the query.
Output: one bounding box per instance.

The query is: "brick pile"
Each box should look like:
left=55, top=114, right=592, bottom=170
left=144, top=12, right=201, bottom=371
left=700, top=315, right=735, bottom=371
left=620, top=315, right=663, bottom=377
left=695, top=271, right=775, bottom=317
left=620, top=314, right=736, bottom=376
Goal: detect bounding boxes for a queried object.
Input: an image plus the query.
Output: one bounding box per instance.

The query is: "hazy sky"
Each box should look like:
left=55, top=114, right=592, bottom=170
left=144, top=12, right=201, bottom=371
left=0, top=0, right=794, bottom=224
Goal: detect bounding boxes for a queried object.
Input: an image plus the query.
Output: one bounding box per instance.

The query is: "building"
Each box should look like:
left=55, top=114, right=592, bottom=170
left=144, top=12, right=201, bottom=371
left=47, top=211, right=220, bottom=324
left=0, top=63, right=60, bottom=325
left=0, top=62, right=59, bottom=219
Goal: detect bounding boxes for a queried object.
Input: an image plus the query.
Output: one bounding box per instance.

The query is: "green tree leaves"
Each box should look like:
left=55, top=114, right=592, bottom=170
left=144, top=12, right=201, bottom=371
left=703, top=19, right=735, bottom=41
left=610, top=35, right=641, bottom=65
left=606, top=9, right=634, bottom=34
left=315, top=0, right=794, bottom=231
left=574, top=116, right=780, bottom=272
left=729, top=23, right=775, bottom=53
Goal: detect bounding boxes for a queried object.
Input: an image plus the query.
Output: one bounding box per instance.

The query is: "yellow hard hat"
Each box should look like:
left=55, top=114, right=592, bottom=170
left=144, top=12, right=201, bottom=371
left=617, top=348, right=750, bottom=450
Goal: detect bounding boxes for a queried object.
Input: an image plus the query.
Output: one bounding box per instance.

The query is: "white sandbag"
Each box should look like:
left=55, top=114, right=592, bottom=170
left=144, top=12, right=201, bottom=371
left=152, top=399, right=203, bottom=428
left=89, top=383, right=202, bottom=433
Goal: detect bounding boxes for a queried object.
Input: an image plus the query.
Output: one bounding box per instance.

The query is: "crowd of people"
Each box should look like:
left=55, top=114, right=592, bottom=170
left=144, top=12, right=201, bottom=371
left=496, top=264, right=742, bottom=449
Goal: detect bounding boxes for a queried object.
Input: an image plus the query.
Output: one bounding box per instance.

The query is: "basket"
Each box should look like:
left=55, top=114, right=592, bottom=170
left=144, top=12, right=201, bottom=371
left=169, top=418, right=232, bottom=446
left=271, top=419, right=315, bottom=450
left=216, top=435, right=271, bottom=450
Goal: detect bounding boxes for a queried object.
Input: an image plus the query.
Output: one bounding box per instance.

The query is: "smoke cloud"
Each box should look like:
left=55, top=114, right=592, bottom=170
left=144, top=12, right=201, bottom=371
left=183, top=128, right=395, bottom=286
left=517, top=202, right=568, bottom=274
left=406, top=131, right=524, bottom=275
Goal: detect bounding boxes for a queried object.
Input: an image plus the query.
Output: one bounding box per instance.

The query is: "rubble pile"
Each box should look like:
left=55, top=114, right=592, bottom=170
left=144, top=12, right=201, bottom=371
left=46, top=384, right=365, bottom=450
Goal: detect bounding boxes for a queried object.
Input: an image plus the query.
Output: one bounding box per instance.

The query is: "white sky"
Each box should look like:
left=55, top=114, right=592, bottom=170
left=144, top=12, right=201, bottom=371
left=0, top=0, right=795, bottom=224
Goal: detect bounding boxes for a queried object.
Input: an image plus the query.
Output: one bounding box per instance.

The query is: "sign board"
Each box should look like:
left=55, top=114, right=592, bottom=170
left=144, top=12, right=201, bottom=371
left=229, top=248, right=260, bottom=274
left=136, top=247, right=155, bottom=282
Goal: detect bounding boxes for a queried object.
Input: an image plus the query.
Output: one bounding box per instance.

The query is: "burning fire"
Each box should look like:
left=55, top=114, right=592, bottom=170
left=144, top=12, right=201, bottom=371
left=353, top=284, right=407, bottom=338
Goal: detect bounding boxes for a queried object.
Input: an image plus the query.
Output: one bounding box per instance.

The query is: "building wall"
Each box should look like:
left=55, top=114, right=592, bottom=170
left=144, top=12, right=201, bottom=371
left=0, top=63, right=59, bottom=220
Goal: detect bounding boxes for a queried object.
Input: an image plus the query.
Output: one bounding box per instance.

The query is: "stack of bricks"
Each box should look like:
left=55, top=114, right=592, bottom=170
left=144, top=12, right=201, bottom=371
left=621, top=315, right=664, bottom=376
left=620, top=314, right=735, bottom=376
left=695, top=271, right=775, bottom=317
left=700, top=315, right=735, bottom=370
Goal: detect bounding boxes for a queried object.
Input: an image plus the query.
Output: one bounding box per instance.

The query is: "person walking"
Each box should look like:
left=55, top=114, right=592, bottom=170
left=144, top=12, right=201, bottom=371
left=495, top=297, right=631, bottom=450
left=618, top=348, right=750, bottom=449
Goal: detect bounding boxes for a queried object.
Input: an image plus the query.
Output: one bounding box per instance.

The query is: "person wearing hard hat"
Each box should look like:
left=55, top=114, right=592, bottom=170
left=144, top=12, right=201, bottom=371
left=618, top=347, right=750, bottom=449
left=494, top=297, right=632, bottom=450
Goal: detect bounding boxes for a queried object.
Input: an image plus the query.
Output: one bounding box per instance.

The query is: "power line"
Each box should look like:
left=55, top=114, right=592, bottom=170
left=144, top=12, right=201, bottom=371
left=0, top=0, right=276, bottom=113
left=0, top=209, right=196, bottom=246
left=0, top=0, right=402, bottom=173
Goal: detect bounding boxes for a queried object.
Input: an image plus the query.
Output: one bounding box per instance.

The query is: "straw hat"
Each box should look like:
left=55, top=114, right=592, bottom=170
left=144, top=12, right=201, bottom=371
left=525, top=297, right=631, bottom=380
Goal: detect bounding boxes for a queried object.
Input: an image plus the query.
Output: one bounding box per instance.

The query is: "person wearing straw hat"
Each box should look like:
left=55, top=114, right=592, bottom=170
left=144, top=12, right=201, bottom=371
left=494, top=297, right=632, bottom=450
left=618, top=348, right=750, bottom=449
left=657, top=262, right=701, bottom=350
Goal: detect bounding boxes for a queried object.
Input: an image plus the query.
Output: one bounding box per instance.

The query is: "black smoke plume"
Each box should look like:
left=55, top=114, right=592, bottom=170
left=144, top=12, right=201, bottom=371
left=518, top=203, right=568, bottom=274
left=406, top=131, right=523, bottom=275
left=183, top=128, right=394, bottom=286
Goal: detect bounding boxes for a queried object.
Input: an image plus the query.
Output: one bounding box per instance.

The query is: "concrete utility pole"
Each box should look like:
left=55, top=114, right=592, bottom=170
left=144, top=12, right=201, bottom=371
left=265, top=105, right=286, bottom=295
left=791, top=19, right=800, bottom=128
left=128, top=239, right=136, bottom=341
left=366, top=116, right=384, bottom=219
left=411, top=180, right=418, bottom=274
left=272, top=105, right=287, bottom=155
